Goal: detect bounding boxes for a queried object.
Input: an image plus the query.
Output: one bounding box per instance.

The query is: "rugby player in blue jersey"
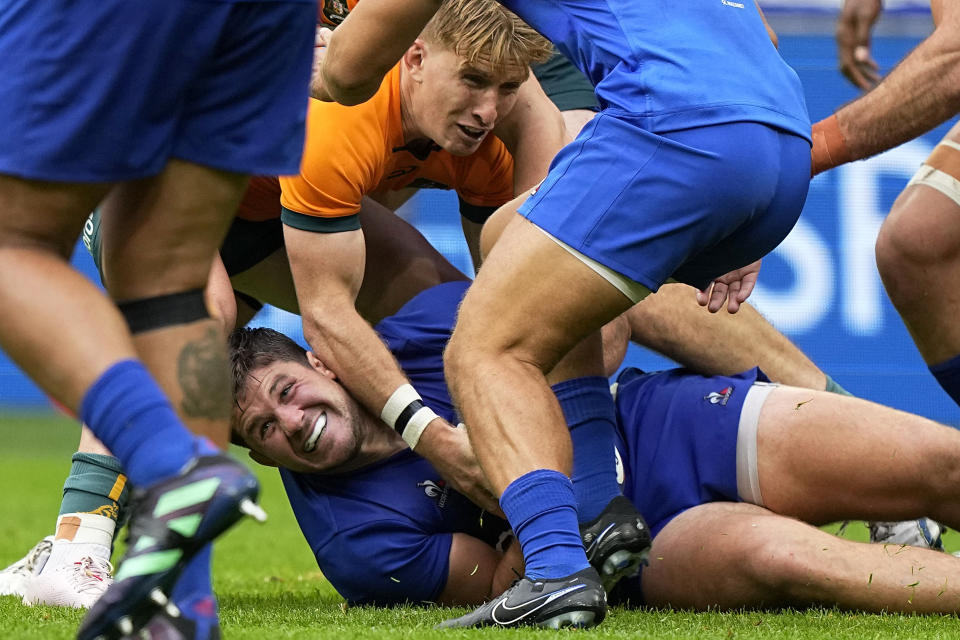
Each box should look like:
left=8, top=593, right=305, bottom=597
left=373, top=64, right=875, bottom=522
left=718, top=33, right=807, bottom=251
left=228, top=276, right=960, bottom=619
left=0, top=0, right=315, bottom=637
left=317, top=0, right=812, bottom=626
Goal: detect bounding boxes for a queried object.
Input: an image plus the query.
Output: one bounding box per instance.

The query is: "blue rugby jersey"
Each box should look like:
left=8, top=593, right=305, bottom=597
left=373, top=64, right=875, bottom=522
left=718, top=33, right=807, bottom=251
left=499, top=0, right=810, bottom=138
left=280, top=281, right=512, bottom=605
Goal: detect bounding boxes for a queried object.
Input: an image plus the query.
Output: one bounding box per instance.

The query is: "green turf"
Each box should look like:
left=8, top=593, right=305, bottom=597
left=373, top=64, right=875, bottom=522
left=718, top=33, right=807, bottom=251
left=1, top=412, right=959, bottom=638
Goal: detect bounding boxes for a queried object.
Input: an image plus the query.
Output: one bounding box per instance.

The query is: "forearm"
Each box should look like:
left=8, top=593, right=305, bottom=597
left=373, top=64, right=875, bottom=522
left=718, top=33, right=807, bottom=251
left=302, top=304, right=411, bottom=423
left=630, top=284, right=826, bottom=389
left=835, top=26, right=960, bottom=162
left=321, top=0, right=441, bottom=105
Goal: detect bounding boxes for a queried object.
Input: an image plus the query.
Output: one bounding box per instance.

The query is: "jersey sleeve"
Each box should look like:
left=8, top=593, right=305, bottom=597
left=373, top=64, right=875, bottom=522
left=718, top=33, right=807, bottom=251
left=278, top=98, right=385, bottom=232
left=453, top=135, right=515, bottom=208
left=317, top=519, right=453, bottom=606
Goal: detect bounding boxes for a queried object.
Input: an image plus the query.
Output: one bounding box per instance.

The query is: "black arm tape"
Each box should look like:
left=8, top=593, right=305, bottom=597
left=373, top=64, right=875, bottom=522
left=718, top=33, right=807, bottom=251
left=394, top=399, right=426, bottom=435
left=117, top=288, right=209, bottom=334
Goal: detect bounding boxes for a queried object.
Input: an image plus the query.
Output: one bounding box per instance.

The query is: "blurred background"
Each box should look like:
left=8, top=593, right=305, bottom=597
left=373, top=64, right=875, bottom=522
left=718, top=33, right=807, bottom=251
left=2, top=1, right=956, bottom=427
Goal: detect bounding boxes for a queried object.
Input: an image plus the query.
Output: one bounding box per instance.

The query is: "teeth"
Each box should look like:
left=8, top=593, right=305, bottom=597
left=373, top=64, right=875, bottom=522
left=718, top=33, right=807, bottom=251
left=304, top=412, right=327, bottom=452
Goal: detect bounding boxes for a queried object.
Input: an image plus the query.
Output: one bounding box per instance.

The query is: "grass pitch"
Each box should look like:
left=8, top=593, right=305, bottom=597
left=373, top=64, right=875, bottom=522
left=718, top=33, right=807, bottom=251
left=1, top=411, right=959, bottom=639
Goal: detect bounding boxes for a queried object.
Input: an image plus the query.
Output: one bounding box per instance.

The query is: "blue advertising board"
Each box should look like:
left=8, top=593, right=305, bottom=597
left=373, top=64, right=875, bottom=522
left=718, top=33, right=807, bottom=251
left=1, top=15, right=958, bottom=426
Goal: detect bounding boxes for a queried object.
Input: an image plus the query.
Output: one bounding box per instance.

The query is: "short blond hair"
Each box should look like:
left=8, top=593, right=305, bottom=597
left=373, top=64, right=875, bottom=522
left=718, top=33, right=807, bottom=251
left=421, top=0, right=553, bottom=75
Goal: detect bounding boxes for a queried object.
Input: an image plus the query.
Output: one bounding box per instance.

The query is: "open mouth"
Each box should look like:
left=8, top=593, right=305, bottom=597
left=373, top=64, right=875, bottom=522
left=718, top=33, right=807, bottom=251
left=457, top=124, right=486, bottom=140
left=304, top=412, right=327, bottom=453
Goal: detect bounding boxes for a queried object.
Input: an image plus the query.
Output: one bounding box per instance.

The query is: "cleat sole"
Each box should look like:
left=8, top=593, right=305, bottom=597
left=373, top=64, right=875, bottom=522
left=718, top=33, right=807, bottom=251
left=541, top=610, right=599, bottom=629
left=239, top=498, right=268, bottom=523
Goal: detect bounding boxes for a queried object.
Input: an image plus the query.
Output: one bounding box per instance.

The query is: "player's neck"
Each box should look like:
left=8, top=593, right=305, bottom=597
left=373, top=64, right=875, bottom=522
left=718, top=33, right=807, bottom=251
left=326, top=413, right=406, bottom=474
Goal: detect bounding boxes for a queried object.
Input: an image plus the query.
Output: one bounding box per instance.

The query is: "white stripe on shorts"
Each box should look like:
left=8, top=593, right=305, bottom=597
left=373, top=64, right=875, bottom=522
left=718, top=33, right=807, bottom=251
left=735, top=381, right=778, bottom=506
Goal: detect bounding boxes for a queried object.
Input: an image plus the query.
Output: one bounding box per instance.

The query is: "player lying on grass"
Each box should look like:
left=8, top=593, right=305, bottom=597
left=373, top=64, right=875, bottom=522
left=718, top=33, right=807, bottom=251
left=0, top=2, right=584, bottom=614
left=229, top=276, right=960, bottom=616
left=3, top=197, right=946, bottom=616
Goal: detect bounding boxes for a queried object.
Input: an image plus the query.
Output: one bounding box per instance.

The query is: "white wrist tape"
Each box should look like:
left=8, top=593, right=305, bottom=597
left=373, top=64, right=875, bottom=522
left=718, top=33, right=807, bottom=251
left=401, top=405, right=439, bottom=450
left=381, top=384, right=421, bottom=427
left=381, top=383, right=438, bottom=449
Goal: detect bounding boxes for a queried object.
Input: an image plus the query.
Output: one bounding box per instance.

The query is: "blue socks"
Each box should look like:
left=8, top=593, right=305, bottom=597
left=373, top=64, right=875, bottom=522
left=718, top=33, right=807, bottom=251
left=172, top=546, right=219, bottom=638
left=80, top=360, right=202, bottom=487
left=499, top=469, right=590, bottom=581
left=930, top=352, right=960, bottom=410
left=554, top=377, right=621, bottom=523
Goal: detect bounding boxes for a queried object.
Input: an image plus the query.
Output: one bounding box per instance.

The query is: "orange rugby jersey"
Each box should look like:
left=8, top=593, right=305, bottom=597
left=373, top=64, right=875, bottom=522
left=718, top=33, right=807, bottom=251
left=278, top=65, right=515, bottom=233
left=318, top=0, right=359, bottom=27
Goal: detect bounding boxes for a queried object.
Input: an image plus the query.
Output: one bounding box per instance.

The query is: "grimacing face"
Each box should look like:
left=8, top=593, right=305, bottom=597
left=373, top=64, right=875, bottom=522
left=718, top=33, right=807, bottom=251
left=409, top=43, right=528, bottom=156
left=232, top=354, right=364, bottom=473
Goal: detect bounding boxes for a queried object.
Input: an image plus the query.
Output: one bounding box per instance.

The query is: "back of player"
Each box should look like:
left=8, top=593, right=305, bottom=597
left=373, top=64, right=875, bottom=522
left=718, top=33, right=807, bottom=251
left=500, top=0, right=809, bottom=136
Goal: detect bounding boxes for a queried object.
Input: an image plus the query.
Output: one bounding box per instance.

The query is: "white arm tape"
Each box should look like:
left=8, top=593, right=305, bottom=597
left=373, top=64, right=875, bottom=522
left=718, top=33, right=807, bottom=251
left=381, top=383, right=421, bottom=427
left=402, top=405, right=439, bottom=449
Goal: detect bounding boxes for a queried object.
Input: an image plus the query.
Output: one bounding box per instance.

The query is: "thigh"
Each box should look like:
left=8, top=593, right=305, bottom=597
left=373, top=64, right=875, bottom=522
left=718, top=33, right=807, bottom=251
left=756, top=385, right=960, bottom=524
left=454, top=214, right=633, bottom=373
left=230, top=248, right=300, bottom=315
left=628, top=502, right=817, bottom=610
left=99, top=160, right=249, bottom=299
left=0, top=176, right=109, bottom=256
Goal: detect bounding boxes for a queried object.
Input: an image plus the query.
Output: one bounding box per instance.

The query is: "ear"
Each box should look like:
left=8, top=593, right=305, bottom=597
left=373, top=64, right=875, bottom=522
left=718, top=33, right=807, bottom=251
left=306, top=351, right=337, bottom=380
left=248, top=449, right=279, bottom=467
left=403, top=38, right=428, bottom=83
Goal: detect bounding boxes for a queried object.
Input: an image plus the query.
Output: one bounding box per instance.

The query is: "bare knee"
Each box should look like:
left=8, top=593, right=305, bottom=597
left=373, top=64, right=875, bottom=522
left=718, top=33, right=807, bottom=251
left=876, top=192, right=960, bottom=292
left=916, top=432, right=960, bottom=515
left=740, top=536, right=823, bottom=606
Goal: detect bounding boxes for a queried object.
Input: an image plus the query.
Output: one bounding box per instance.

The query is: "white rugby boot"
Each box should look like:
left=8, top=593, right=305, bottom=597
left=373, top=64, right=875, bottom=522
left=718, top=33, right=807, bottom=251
left=0, top=536, right=53, bottom=597
left=869, top=518, right=944, bottom=550
left=23, top=546, right=113, bottom=608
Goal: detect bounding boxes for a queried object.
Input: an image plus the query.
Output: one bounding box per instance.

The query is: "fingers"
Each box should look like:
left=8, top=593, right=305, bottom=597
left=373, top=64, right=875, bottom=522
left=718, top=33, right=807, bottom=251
left=706, top=280, right=728, bottom=313
left=696, top=286, right=710, bottom=308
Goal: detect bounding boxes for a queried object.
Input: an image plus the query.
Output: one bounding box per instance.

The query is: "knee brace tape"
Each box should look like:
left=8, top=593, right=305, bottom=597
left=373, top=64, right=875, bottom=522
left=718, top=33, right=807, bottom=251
left=908, top=140, right=960, bottom=207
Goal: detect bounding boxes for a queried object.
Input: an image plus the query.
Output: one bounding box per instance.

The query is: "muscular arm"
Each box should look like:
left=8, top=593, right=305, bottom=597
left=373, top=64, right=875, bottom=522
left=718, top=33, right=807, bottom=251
left=625, top=283, right=828, bottom=390
left=820, top=1, right=960, bottom=169
left=320, top=0, right=441, bottom=105
left=284, top=223, right=497, bottom=512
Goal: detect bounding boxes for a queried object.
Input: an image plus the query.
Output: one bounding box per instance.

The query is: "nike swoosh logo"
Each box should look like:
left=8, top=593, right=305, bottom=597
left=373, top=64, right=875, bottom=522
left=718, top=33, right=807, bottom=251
left=584, top=523, right=618, bottom=559
left=490, top=583, right=587, bottom=625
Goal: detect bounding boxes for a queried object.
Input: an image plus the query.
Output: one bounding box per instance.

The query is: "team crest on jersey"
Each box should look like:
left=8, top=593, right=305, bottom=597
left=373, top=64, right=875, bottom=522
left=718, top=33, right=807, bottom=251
left=704, top=385, right=734, bottom=406
left=418, top=479, right=450, bottom=508
left=320, top=0, right=350, bottom=25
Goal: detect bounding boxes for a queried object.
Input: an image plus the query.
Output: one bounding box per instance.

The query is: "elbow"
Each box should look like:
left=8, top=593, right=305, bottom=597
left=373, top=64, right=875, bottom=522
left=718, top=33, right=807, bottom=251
left=321, top=65, right=380, bottom=106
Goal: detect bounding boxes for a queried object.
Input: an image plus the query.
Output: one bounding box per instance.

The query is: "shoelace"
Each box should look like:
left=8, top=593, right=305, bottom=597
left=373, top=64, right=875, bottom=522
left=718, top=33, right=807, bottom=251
left=66, top=556, right=114, bottom=594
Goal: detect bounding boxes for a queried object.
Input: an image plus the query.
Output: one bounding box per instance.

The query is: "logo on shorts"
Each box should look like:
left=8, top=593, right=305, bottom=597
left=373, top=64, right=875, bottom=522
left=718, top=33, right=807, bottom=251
left=418, top=479, right=450, bottom=508
left=704, top=385, right=734, bottom=406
